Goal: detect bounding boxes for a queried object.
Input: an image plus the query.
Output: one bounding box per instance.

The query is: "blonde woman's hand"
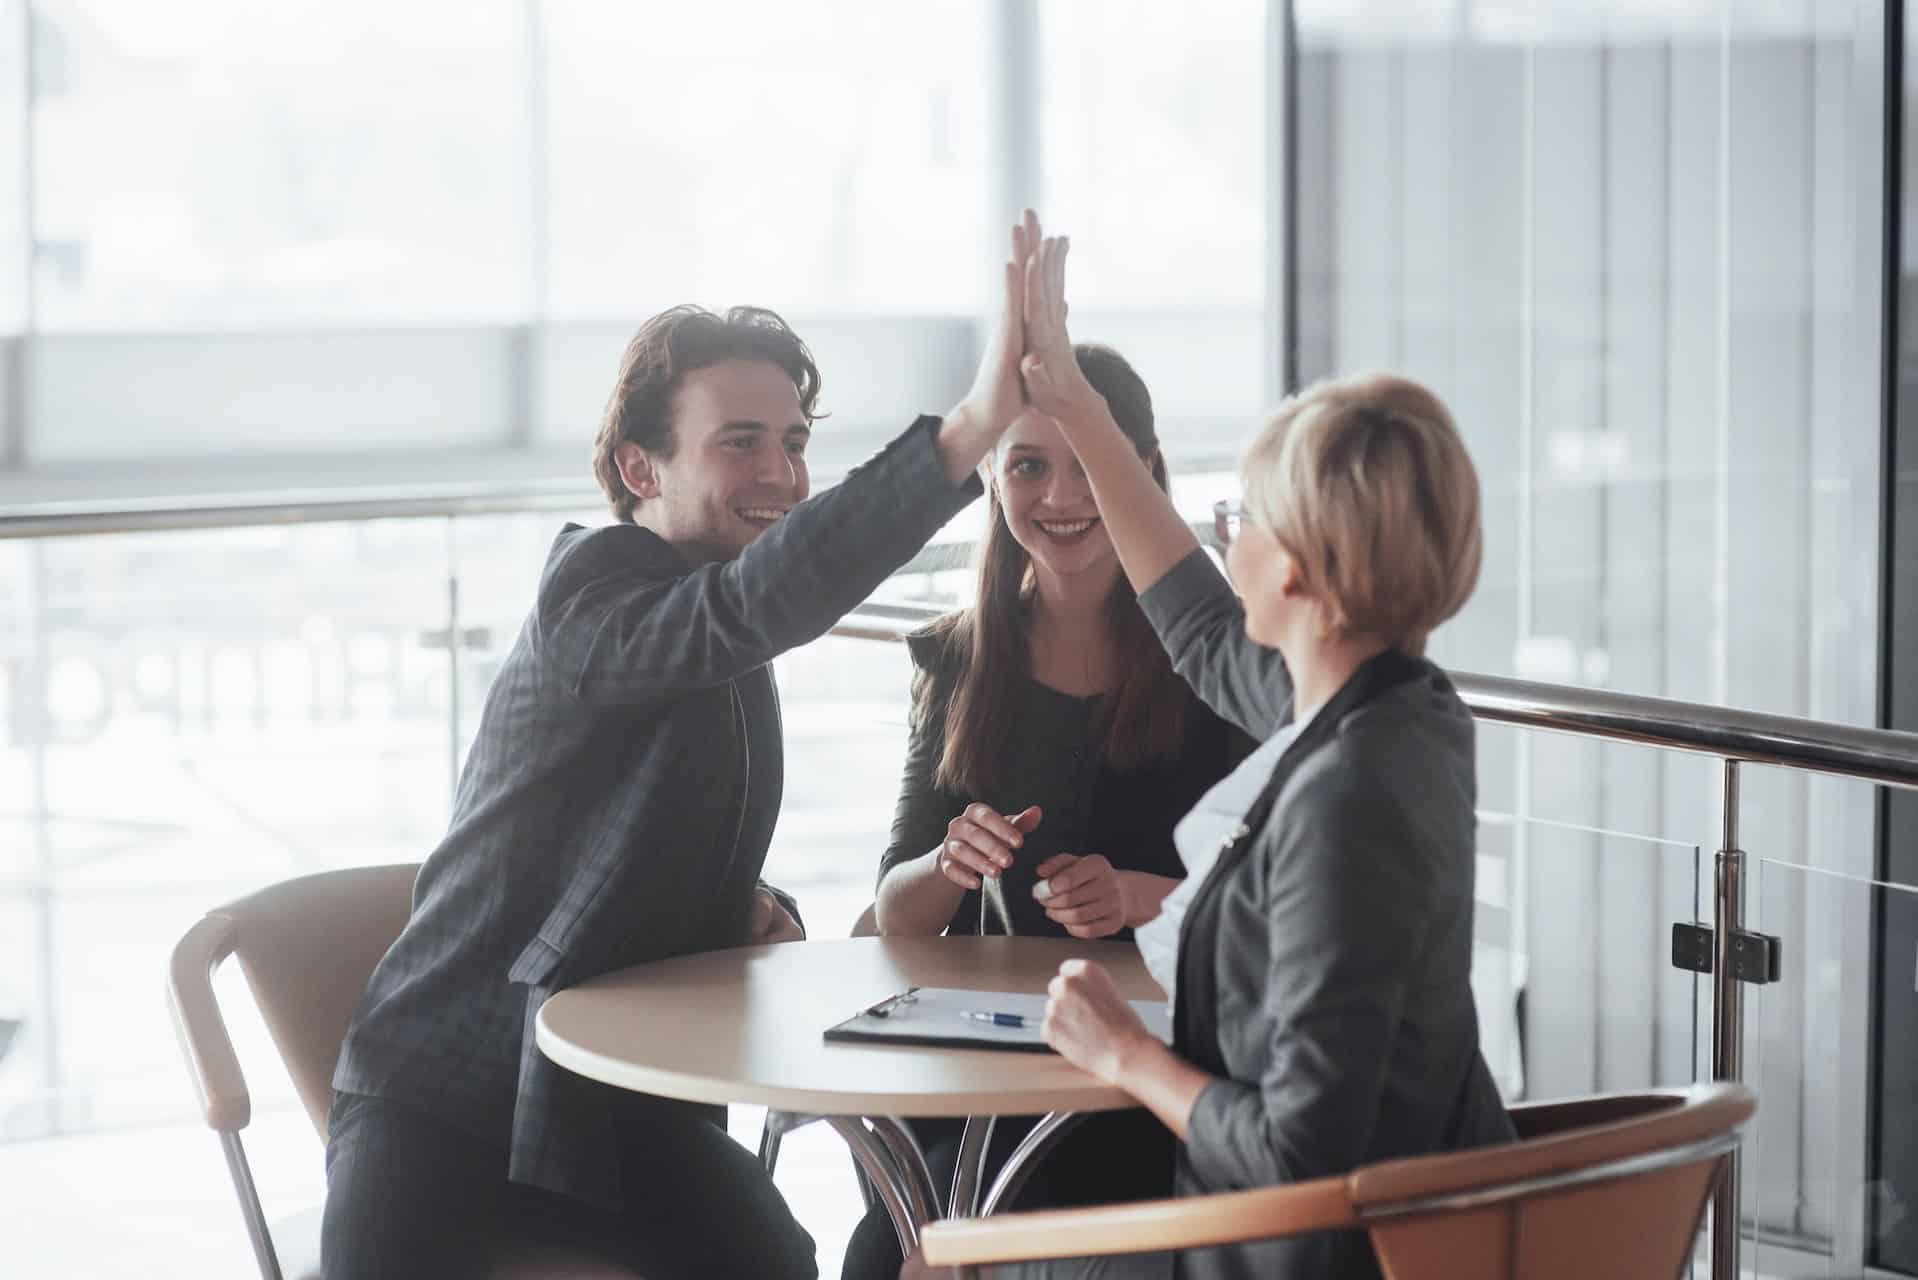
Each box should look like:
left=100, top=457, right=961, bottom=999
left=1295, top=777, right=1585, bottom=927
left=1032, top=853, right=1127, bottom=938
left=937, top=803, right=1043, bottom=890
left=1017, top=213, right=1104, bottom=423
left=1044, top=958, right=1155, bottom=1084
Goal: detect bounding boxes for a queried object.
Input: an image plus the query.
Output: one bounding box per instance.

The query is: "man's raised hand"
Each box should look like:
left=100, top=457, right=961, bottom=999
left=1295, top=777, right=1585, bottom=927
left=935, top=214, right=1039, bottom=484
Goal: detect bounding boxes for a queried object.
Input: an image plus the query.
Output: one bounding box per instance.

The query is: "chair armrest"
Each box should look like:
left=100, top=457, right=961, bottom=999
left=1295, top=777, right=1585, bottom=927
left=920, top=1176, right=1357, bottom=1267
left=1506, top=1090, right=1683, bottom=1140
left=166, top=911, right=251, bottom=1131
left=1353, top=1084, right=1754, bottom=1210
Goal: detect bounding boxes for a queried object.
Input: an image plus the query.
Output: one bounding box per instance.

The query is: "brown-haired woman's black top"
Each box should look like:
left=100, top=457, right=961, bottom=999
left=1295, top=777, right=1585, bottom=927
left=880, top=626, right=1254, bottom=937
left=841, top=620, right=1255, bottom=1280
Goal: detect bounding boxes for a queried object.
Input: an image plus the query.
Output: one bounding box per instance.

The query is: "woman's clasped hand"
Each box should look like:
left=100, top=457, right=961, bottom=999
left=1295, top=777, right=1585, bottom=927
left=1030, top=854, right=1129, bottom=940
left=936, top=802, right=1040, bottom=889
left=936, top=803, right=1135, bottom=939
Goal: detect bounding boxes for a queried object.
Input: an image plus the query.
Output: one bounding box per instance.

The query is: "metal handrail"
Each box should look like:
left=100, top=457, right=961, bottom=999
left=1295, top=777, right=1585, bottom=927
left=0, top=480, right=602, bottom=540
left=838, top=604, right=1918, bottom=793
left=0, top=488, right=986, bottom=584
left=0, top=446, right=1260, bottom=541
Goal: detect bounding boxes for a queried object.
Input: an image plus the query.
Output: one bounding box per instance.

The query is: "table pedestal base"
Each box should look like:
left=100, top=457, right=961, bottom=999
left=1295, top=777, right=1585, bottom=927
left=762, top=1108, right=1093, bottom=1260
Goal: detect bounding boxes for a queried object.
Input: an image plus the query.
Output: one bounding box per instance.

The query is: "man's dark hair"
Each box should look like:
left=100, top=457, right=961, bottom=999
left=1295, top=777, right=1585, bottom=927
left=592, top=305, right=824, bottom=521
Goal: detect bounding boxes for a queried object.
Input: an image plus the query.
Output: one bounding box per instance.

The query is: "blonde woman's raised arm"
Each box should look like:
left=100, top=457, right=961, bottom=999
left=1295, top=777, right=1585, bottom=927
left=1019, top=217, right=1294, bottom=738
left=1017, top=218, right=1198, bottom=595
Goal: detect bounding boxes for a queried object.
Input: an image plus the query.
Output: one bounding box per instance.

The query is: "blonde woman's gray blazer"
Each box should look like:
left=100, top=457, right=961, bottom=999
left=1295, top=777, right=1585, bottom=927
left=1137, top=549, right=1515, bottom=1280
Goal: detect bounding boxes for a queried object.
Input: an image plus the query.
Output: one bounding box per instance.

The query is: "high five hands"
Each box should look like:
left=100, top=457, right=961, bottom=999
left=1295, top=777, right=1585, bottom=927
left=1016, top=209, right=1104, bottom=425
left=942, top=208, right=1105, bottom=485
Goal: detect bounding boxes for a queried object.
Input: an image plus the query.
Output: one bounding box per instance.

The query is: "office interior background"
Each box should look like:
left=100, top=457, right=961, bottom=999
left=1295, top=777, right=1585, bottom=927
left=1, top=0, right=1915, bottom=1275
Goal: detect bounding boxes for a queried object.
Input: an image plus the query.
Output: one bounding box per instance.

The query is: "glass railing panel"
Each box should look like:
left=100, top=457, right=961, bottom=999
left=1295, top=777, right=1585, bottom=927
left=1490, top=727, right=1722, bottom=1275
left=0, top=538, right=33, bottom=1130
left=0, top=521, right=457, bottom=1141
left=446, top=508, right=606, bottom=773
left=1476, top=807, right=1705, bottom=1109
left=762, top=633, right=918, bottom=939
left=1745, top=854, right=1918, bottom=1279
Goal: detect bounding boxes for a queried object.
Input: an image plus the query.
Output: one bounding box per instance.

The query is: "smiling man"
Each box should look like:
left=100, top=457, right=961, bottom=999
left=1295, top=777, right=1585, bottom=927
left=324, top=286, right=1033, bottom=1278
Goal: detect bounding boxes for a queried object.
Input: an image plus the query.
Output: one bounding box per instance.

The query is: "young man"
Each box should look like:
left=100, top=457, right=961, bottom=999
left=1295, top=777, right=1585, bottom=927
left=323, top=229, right=1035, bottom=1277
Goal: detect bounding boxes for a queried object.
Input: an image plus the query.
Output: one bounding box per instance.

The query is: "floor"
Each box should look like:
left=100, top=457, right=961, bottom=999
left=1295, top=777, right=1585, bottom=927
left=4, top=1101, right=1864, bottom=1279
left=0, top=1101, right=870, bottom=1279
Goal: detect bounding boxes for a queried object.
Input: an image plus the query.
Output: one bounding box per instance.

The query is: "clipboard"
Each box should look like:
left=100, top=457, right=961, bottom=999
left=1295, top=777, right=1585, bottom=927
left=823, top=986, right=1173, bottom=1053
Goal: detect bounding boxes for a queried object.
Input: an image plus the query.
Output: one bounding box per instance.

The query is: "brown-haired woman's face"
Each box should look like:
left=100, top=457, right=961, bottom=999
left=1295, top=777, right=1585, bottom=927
left=995, top=410, right=1120, bottom=583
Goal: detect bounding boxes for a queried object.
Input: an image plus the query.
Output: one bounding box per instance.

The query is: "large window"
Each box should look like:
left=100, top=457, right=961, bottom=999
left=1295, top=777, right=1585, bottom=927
left=1037, top=0, right=1266, bottom=462
left=1038, top=0, right=1262, bottom=309
left=0, top=0, right=25, bottom=338
left=13, top=1, right=997, bottom=477
left=33, top=0, right=530, bottom=330
left=1293, top=0, right=1887, bottom=1266
left=544, top=2, right=988, bottom=317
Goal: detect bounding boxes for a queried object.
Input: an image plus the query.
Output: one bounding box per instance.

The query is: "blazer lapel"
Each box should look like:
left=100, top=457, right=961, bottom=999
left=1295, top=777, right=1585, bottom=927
left=1171, top=648, right=1433, bottom=1066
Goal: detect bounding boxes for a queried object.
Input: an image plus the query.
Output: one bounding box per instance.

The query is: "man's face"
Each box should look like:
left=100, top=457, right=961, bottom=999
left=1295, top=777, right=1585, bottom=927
left=624, top=359, right=811, bottom=562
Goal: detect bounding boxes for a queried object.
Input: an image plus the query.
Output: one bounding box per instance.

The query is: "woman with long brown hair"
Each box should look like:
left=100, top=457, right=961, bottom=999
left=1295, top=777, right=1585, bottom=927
left=842, top=345, right=1251, bottom=1280
left=873, top=344, right=1249, bottom=942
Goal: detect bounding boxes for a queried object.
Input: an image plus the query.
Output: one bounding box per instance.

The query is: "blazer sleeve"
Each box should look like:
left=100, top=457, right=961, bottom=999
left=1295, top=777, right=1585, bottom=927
left=878, top=635, right=968, bottom=900
left=1181, top=756, right=1440, bottom=1188
left=534, top=417, right=981, bottom=711
left=1135, top=549, right=1295, bottom=740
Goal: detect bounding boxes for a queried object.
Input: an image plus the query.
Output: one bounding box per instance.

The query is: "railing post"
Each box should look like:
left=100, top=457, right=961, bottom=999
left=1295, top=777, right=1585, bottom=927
left=445, top=521, right=462, bottom=803
left=1711, top=759, right=1743, bottom=1280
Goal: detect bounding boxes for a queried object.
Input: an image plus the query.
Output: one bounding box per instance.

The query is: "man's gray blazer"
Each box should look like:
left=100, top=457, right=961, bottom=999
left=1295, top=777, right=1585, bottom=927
left=333, top=417, right=981, bottom=1211
left=1138, top=550, right=1515, bottom=1280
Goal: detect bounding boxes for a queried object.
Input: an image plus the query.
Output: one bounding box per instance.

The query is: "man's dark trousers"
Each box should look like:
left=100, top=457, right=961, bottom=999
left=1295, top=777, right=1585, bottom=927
left=321, top=1090, right=816, bottom=1279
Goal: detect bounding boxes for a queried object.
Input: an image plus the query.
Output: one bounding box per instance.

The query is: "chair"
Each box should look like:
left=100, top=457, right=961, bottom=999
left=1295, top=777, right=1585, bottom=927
left=920, top=1082, right=1754, bottom=1278
left=167, top=863, right=646, bottom=1280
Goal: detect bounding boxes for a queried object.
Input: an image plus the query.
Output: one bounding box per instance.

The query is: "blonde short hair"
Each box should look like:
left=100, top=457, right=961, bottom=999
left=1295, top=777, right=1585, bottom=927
left=1241, top=373, right=1482, bottom=656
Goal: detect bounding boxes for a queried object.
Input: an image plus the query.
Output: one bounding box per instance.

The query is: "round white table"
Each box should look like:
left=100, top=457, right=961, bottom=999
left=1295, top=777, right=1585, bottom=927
left=536, top=935, right=1165, bottom=1254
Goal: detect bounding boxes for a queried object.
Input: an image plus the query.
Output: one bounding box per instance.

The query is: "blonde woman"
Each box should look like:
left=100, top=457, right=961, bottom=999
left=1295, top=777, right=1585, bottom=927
left=907, top=218, right=1514, bottom=1280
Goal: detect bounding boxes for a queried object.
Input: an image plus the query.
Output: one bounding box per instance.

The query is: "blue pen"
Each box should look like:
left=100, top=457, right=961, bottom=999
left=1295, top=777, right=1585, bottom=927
left=962, top=1010, right=1030, bottom=1028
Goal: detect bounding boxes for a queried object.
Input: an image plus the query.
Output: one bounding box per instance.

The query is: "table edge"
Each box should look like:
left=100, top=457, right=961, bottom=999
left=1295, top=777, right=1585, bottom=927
left=532, top=998, right=1144, bottom=1118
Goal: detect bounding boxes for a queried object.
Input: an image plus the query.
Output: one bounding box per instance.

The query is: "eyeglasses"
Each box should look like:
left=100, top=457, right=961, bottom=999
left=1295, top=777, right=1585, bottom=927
left=1213, top=499, right=1249, bottom=547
